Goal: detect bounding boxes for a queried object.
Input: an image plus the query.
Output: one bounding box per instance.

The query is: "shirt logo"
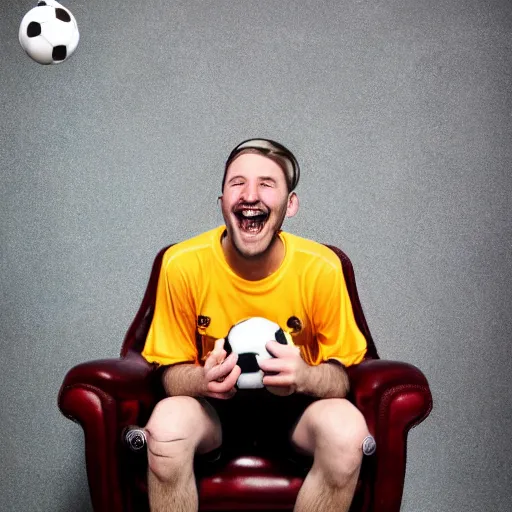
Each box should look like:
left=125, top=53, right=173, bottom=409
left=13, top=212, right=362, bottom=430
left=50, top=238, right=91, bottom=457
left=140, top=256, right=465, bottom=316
left=197, top=315, right=211, bottom=328
left=287, top=316, right=303, bottom=334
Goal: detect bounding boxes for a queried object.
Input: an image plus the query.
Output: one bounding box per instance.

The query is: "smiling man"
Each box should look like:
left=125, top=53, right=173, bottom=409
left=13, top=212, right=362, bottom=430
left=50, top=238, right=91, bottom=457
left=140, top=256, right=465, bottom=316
left=141, top=139, right=370, bottom=512
left=220, top=140, right=299, bottom=279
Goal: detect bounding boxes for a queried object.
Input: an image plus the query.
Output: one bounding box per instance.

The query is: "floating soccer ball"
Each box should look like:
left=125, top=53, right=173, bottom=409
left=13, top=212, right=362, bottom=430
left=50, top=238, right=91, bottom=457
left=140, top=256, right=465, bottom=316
left=19, top=1, right=79, bottom=65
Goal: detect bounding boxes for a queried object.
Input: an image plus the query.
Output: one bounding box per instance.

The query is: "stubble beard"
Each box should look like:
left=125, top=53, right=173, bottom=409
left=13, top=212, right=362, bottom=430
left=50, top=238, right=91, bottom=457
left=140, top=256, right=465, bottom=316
left=232, top=228, right=280, bottom=260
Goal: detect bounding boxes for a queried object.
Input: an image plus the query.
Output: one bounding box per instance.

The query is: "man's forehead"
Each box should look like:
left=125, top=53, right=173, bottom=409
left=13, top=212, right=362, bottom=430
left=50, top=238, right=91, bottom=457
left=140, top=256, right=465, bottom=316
left=226, top=151, right=285, bottom=176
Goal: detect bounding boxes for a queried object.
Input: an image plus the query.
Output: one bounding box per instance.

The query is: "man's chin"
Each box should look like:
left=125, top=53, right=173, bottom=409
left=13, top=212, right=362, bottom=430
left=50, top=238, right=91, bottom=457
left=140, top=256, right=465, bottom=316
left=232, top=228, right=276, bottom=259
left=233, top=240, right=268, bottom=260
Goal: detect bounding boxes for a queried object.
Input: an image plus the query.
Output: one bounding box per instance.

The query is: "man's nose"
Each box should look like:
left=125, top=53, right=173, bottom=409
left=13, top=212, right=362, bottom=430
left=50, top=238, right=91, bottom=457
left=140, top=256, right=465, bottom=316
left=240, top=181, right=259, bottom=202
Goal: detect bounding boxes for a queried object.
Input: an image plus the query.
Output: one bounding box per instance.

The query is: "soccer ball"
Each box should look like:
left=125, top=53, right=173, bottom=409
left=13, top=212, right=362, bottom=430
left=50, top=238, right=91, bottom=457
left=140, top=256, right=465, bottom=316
left=225, top=317, right=294, bottom=394
left=19, top=1, right=79, bottom=65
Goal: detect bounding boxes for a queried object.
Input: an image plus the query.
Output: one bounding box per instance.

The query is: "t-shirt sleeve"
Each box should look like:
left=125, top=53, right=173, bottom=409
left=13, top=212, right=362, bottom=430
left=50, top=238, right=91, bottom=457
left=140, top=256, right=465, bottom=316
left=141, top=255, right=198, bottom=366
left=312, top=263, right=367, bottom=367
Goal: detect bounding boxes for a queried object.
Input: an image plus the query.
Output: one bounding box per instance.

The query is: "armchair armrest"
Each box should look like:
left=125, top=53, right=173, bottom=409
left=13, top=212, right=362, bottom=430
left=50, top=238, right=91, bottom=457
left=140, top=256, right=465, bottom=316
left=346, top=359, right=432, bottom=432
left=346, top=359, right=433, bottom=511
left=58, top=351, right=161, bottom=512
left=59, top=351, right=158, bottom=405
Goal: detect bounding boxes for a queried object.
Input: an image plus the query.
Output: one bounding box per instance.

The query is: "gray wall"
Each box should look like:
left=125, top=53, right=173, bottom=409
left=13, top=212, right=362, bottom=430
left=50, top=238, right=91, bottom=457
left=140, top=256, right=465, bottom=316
left=1, top=0, right=511, bottom=510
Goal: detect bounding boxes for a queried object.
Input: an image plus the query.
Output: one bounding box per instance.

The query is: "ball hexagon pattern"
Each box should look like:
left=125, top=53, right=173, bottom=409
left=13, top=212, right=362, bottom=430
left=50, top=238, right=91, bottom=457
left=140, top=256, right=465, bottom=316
left=19, top=1, right=79, bottom=65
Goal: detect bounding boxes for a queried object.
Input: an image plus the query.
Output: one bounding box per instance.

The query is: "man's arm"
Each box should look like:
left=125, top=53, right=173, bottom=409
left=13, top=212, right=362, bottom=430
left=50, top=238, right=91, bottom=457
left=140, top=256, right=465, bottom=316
left=260, top=342, right=350, bottom=399
left=162, top=339, right=241, bottom=399
left=162, top=363, right=207, bottom=397
left=296, top=360, right=350, bottom=399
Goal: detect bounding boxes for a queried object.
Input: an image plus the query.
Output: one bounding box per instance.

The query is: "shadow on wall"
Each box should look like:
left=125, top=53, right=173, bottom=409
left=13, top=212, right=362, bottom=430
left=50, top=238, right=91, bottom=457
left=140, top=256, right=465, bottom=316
left=56, top=428, right=93, bottom=512
left=56, top=471, right=93, bottom=512
left=58, top=500, right=92, bottom=512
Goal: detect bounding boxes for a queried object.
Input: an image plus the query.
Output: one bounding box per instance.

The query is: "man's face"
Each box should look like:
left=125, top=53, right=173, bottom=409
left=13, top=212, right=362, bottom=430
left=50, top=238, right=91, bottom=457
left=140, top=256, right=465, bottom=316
left=220, top=152, right=293, bottom=259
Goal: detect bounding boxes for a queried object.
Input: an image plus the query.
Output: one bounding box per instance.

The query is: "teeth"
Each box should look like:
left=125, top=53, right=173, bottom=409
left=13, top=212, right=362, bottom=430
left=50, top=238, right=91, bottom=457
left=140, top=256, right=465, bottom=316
left=241, top=210, right=264, bottom=218
left=245, top=220, right=262, bottom=232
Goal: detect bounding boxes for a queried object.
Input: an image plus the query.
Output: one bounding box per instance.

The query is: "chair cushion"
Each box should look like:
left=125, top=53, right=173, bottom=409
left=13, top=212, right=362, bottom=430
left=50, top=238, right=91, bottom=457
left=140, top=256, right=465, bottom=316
left=198, top=456, right=304, bottom=511
left=132, top=455, right=305, bottom=511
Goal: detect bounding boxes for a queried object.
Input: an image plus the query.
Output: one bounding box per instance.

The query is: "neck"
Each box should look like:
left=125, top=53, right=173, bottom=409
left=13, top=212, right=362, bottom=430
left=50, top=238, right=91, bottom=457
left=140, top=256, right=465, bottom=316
left=221, top=231, right=285, bottom=281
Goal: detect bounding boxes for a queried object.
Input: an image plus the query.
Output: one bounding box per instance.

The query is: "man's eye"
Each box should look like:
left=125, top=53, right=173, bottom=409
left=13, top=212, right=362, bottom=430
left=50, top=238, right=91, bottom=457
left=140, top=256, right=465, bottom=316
left=260, top=182, right=272, bottom=188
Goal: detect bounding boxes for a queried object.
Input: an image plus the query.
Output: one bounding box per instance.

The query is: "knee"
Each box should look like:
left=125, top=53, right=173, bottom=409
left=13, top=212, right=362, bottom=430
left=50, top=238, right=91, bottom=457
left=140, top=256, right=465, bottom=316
left=309, top=399, right=369, bottom=478
left=144, top=396, right=205, bottom=481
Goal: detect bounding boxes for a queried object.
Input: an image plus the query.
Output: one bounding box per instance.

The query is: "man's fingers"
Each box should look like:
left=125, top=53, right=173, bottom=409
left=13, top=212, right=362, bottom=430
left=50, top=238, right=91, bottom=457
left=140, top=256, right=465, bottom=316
left=206, top=352, right=238, bottom=382
left=204, top=339, right=227, bottom=371
left=210, top=339, right=226, bottom=365
left=207, top=365, right=241, bottom=393
left=262, top=374, right=292, bottom=387
left=258, top=357, right=286, bottom=373
left=265, top=340, right=298, bottom=357
left=213, top=338, right=225, bottom=352
left=204, top=349, right=227, bottom=372
left=204, top=390, right=237, bottom=400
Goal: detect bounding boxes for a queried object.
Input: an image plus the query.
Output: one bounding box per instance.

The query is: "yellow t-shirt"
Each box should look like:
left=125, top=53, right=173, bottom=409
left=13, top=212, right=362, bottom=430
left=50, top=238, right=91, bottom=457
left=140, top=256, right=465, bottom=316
left=141, top=225, right=367, bottom=367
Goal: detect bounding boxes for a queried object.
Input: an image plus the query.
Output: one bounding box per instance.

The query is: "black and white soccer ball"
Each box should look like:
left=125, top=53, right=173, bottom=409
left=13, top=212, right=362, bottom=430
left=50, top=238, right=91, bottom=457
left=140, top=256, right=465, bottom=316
left=225, top=317, right=293, bottom=394
left=19, top=1, right=79, bottom=65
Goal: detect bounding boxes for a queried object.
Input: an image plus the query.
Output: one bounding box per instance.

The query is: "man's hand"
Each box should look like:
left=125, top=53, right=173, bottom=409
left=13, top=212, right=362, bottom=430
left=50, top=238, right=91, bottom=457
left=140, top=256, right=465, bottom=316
left=259, top=341, right=350, bottom=398
left=202, top=338, right=241, bottom=399
left=259, top=340, right=310, bottom=396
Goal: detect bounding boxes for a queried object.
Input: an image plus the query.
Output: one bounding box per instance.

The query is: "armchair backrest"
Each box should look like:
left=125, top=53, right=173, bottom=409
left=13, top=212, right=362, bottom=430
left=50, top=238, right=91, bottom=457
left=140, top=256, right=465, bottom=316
left=325, top=245, right=378, bottom=360
left=120, top=243, right=379, bottom=360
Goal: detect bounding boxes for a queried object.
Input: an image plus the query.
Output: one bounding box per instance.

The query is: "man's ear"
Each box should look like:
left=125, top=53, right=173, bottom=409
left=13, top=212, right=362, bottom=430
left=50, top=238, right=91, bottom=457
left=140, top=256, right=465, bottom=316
left=286, top=192, right=299, bottom=218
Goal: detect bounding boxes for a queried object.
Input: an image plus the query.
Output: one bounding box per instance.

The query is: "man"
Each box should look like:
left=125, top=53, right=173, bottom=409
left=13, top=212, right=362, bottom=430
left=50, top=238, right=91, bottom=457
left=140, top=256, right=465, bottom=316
left=141, top=139, right=370, bottom=512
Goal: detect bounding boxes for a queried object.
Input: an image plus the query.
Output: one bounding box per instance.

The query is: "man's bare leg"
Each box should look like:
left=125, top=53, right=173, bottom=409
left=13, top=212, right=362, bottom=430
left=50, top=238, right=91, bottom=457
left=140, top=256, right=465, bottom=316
left=291, top=399, right=368, bottom=512
left=145, top=396, right=222, bottom=512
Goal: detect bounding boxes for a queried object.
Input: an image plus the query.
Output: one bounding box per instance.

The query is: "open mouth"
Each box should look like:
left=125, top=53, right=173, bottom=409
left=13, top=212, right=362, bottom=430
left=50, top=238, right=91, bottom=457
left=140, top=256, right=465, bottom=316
left=234, top=208, right=269, bottom=235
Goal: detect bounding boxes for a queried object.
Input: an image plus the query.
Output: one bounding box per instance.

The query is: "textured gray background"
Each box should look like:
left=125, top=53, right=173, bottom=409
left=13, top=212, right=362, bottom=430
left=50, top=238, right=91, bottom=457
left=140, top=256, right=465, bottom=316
left=1, top=0, right=511, bottom=510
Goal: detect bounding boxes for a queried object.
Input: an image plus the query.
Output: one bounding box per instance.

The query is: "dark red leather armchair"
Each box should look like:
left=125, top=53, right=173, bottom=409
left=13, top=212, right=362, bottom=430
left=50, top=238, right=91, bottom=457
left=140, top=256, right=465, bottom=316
left=58, top=244, right=433, bottom=512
